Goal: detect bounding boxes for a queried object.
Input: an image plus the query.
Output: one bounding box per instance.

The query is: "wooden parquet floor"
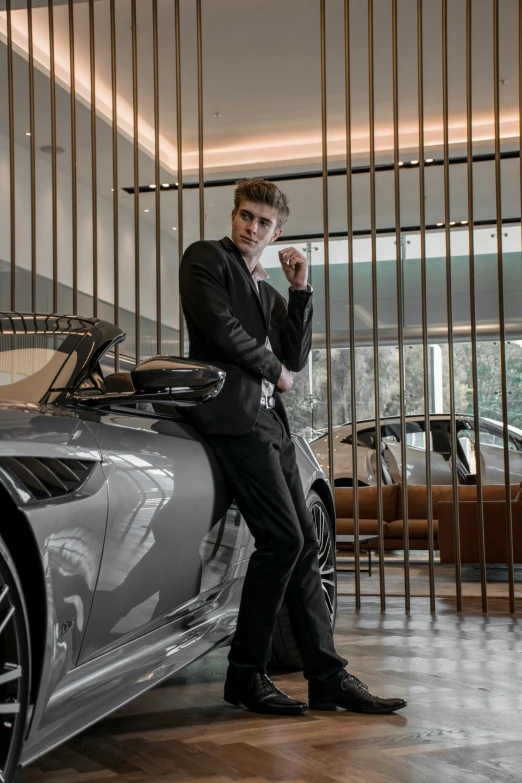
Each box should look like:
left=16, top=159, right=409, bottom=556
left=21, top=597, right=522, bottom=783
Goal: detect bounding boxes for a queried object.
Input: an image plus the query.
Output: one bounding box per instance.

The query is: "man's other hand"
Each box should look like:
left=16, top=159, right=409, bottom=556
left=277, top=365, right=294, bottom=393
left=278, top=247, right=308, bottom=290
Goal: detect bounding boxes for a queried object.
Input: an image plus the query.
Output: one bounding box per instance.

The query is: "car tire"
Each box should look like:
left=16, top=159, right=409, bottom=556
left=268, top=490, right=337, bottom=672
left=0, top=534, right=31, bottom=783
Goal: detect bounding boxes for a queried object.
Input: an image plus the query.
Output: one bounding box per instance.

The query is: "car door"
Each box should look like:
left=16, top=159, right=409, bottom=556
left=78, top=407, right=231, bottom=662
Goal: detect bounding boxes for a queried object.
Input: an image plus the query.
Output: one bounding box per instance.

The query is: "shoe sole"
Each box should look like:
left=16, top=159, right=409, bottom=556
left=225, top=693, right=308, bottom=715
left=309, top=700, right=407, bottom=714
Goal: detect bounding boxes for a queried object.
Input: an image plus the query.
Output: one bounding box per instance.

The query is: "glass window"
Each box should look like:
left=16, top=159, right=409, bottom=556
left=0, top=335, right=70, bottom=402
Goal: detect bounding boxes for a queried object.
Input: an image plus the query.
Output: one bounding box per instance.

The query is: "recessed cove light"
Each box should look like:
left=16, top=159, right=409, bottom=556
left=149, top=184, right=156, bottom=189
left=450, top=221, right=456, bottom=225
left=411, top=159, right=419, bottom=165
left=461, top=220, right=468, bottom=224
left=161, top=183, right=169, bottom=187
left=426, top=158, right=434, bottom=163
left=437, top=222, right=444, bottom=226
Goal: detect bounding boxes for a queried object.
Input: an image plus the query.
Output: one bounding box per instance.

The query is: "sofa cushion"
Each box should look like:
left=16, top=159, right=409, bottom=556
left=398, top=483, right=520, bottom=521
left=400, top=485, right=454, bottom=520
left=336, top=517, right=387, bottom=537
left=335, top=485, right=399, bottom=523
left=386, top=518, right=439, bottom=540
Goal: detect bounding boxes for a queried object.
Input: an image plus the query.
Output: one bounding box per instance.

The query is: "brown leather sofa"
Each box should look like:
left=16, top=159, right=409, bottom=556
left=438, top=499, right=522, bottom=563
left=335, top=483, right=521, bottom=551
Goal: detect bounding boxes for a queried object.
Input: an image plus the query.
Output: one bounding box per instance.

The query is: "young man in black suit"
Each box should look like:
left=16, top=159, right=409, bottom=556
left=179, top=179, right=406, bottom=716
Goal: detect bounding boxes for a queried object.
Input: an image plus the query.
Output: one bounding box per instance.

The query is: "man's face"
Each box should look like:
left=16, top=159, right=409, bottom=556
left=231, top=199, right=283, bottom=260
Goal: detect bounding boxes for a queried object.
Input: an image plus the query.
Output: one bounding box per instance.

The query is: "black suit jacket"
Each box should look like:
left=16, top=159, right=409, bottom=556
left=179, top=236, right=313, bottom=436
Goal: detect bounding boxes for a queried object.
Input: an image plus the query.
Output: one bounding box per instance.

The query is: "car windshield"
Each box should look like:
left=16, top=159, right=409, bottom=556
left=0, top=334, right=73, bottom=403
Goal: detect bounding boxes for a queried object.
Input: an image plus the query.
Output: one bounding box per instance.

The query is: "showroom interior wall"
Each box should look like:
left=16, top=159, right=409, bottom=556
left=0, top=0, right=521, bottom=614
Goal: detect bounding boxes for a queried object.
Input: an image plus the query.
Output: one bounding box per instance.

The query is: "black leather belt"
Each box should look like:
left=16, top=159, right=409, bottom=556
left=260, top=396, right=276, bottom=409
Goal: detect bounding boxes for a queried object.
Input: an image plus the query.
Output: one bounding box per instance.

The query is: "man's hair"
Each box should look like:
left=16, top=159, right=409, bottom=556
left=233, top=178, right=290, bottom=228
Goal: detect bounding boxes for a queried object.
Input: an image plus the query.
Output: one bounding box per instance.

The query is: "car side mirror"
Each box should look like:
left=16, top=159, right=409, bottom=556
left=71, top=356, right=225, bottom=408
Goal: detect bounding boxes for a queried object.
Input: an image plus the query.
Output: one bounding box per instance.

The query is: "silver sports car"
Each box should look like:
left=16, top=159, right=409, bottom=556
left=0, top=312, right=336, bottom=781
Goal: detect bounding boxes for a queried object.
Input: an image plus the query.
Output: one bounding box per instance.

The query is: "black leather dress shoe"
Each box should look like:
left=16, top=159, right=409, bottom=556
left=309, top=671, right=406, bottom=714
left=224, top=670, right=308, bottom=715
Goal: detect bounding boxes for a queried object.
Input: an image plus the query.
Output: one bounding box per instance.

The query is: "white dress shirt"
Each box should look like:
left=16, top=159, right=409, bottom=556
left=250, top=261, right=275, bottom=400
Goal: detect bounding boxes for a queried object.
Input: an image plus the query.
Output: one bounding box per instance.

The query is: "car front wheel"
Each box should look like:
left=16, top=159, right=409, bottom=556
left=269, top=490, right=337, bottom=671
left=0, top=535, right=31, bottom=783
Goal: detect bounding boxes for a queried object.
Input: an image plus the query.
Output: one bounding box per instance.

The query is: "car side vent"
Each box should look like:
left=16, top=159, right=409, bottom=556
left=0, top=457, right=96, bottom=502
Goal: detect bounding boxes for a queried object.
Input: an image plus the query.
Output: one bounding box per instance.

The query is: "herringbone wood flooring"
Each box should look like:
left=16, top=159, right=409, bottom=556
left=21, top=597, right=522, bottom=783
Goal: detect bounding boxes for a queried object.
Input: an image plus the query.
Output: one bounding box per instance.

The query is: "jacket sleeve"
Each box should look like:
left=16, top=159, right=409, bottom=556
left=179, top=242, right=283, bottom=385
left=276, top=287, right=313, bottom=372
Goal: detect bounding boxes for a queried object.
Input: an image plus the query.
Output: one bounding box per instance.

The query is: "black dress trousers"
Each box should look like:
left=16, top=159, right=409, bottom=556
left=206, top=406, right=347, bottom=683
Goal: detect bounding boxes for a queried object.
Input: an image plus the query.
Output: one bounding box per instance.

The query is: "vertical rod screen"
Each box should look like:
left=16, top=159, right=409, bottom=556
left=466, top=0, right=487, bottom=612
left=110, top=0, right=119, bottom=370
left=68, top=0, right=78, bottom=316
left=392, top=0, right=410, bottom=612
left=344, top=0, right=361, bottom=609
left=27, top=0, right=37, bottom=313
left=368, top=0, right=386, bottom=609
left=442, top=0, right=462, bottom=611
left=493, top=0, right=516, bottom=612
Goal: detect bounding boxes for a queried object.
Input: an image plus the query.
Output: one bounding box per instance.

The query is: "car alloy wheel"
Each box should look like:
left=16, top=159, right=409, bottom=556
left=0, top=535, right=30, bottom=783
left=310, top=493, right=336, bottom=627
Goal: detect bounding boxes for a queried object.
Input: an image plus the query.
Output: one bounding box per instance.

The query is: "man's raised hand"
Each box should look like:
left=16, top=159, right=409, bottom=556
left=278, top=247, right=308, bottom=290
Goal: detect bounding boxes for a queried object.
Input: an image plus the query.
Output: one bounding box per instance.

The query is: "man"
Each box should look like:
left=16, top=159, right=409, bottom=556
left=179, top=178, right=406, bottom=716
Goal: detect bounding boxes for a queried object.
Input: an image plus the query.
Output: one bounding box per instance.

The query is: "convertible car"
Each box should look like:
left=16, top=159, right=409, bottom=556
left=312, top=414, right=522, bottom=487
left=0, top=312, right=336, bottom=782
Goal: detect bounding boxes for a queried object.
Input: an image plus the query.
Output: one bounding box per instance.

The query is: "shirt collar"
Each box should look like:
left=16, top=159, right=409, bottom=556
left=225, top=236, right=270, bottom=282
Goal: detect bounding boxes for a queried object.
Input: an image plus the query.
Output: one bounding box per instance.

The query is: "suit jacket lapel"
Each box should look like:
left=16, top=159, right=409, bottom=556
left=220, top=237, right=269, bottom=331
left=257, top=281, right=272, bottom=333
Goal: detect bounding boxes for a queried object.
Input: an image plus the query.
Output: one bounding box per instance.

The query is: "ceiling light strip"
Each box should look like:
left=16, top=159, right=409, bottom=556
left=122, top=149, right=521, bottom=194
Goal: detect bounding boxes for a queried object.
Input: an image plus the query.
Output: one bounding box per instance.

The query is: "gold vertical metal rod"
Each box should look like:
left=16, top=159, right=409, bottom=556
left=197, top=0, right=204, bottom=241
left=493, top=0, right=515, bottom=612
left=68, top=0, right=78, bottom=316
left=320, top=0, right=335, bottom=501
left=89, top=0, right=98, bottom=318
left=417, top=0, right=436, bottom=612
left=392, top=0, right=410, bottom=613
left=153, top=0, right=161, bottom=354
left=442, top=0, right=462, bottom=611
left=27, top=0, right=37, bottom=312
left=6, top=0, right=16, bottom=310
left=48, top=0, right=58, bottom=313
left=131, top=0, right=140, bottom=363
left=344, top=0, right=361, bottom=610
left=110, top=0, right=119, bottom=370
left=368, top=0, right=385, bottom=610
left=175, top=0, right=184, bottom=356
left=466, top=0, right=488, bottom=613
